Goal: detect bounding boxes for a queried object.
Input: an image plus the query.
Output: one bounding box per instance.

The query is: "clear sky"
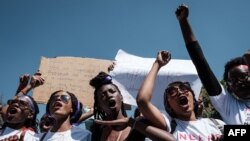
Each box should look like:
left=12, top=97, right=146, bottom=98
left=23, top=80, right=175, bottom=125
left=1, top=0, right=249, bottom=118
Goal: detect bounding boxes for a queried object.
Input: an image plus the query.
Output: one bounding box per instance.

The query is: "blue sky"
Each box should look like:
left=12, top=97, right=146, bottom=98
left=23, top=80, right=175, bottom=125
left=1, top=0, right=249, bottom=118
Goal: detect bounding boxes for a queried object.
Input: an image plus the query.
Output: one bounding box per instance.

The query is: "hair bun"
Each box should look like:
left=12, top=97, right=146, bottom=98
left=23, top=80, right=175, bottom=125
left=89, top=71, right=112, bottom=89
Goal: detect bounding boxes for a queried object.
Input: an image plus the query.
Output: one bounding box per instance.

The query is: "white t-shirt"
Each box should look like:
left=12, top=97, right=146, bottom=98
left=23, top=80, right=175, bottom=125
left=163, top=114, right=224, bottom=141
left=0, top=127, right=35, bottom=140
left=33, top=126, right=91, bottom=141
left=210, top=85, right=250, bottom=125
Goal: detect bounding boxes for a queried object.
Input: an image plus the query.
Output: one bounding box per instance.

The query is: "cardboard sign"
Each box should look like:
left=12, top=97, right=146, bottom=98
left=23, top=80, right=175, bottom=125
left=32, top=56, right=112, bottom=108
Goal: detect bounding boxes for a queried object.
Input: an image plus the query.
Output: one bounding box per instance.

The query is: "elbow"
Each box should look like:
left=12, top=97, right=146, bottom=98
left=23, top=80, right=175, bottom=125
left=136, top=95, right=148, bottom=108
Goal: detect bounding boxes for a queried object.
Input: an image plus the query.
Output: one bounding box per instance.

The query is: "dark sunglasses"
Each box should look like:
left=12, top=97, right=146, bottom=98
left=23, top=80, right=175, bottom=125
left=230, top=72, right=250, bottom=83
left=51, top=94, right=71, bottom=104
left=165, top=82, right=191, bottom=97
left=7, top=99, right=31, bottom=110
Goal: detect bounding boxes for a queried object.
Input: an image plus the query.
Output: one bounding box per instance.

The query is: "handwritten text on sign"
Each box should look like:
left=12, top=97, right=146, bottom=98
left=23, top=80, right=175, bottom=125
left=32, top=56, right=112, bottom=108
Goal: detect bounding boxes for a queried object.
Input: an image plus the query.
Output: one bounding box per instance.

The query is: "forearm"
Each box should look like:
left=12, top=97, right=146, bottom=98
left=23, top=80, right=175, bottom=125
left=179, top=17, right=221, bottom=95
left=78, top=110, right=94, bottom=123
left=179, top=18, right=197, bottom=44
left=137, top=61, right=160, bottom=105
left=186, top=42, right=221, bottom=96
left=128, top=118, right=176, bottom=141
left=15, top=84, right=32, bottom=96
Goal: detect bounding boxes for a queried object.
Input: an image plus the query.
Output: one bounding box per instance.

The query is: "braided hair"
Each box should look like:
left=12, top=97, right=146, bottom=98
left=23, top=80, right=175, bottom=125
left=89, top=71, right=127, bottom=120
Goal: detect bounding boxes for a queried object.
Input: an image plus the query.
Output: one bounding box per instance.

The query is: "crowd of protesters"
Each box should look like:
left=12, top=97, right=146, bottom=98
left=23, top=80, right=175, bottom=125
left=1, top=4, right=250, bottom=141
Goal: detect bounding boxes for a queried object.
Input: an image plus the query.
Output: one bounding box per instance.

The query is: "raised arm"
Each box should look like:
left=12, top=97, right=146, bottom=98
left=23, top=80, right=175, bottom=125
left=16, top=71, right=45, bottom=96
left=15, top=74, right=30, bottom=95
left=136, top=51, right=171, bottom=130
left=176, top=4, right=222, bottom=96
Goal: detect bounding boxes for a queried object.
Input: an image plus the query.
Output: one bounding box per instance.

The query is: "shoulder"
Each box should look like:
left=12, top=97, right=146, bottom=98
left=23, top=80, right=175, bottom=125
left=200, top=118, right=225, bottom=126
left=71, top=126, right=92, bottom=138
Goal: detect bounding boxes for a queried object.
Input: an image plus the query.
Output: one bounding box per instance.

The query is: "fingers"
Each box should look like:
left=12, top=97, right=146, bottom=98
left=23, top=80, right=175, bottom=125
left=30, top=72, right=45, bottom=87
left=108, top=61, right=116, bottom=72
left=175, top=3, right=189, bottom=19
left=19, top=74, right=30, bottom=82
left=156, top=50, right=171, bottom=67
left=34, top=70, right=42, bottom=76
left=161, top=51, right=171, bottom=62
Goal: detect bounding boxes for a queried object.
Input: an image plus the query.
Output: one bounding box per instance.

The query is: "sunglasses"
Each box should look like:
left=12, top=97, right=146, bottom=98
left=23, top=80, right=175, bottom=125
left=230, top=72, right=250, bottom=83
left=7, top=99, right=31, bottom=110
left=165, top=82, right=191, bottom=97
left=51, top=94, right=71, bottom=104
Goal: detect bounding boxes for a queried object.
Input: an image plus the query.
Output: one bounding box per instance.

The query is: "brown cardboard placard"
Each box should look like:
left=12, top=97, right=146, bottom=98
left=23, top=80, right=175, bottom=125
left=32, top=56, right=113, bottom=108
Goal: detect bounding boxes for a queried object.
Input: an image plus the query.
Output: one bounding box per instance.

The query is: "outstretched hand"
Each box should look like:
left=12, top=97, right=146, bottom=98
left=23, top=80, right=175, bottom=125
left=175, top=4, right=189, bottom=21
left=156, top=51, right=171, bottom=67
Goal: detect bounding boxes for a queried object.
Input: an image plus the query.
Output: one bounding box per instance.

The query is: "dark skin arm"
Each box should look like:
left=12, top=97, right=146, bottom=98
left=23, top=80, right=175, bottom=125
left=136, top=51, right=171, bottom=131
left=15, top=74, right=30, bottom=95
left=176, top=4, right=222, bottom=96
left=77, top=108, right=94, bottom=123
left=16, top=71, right=45, bottom=97
left=95, top=117, right=176, bottom=141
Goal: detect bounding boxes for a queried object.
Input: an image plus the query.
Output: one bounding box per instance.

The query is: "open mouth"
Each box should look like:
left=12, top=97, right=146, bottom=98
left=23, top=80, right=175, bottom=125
left=53, top=102, right=62, bottom=108
left=7, top=107, right=18, bottom=115
left=178, top=96, right=188, bottom=105
left=9, top=108, right=18, bottom=114
left=108, top=100, right=116, bottom=108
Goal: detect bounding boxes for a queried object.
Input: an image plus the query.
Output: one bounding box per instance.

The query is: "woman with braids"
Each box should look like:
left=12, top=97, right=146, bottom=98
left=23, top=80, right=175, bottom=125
left=89, top=71, right=177, bottom=141
left=0, top=72, right=44, bottom=141
left=34, top=90, right=91, bottom=141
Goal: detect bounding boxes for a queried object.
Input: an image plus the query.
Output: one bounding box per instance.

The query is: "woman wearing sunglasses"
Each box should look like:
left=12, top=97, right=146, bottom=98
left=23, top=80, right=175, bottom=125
left=0, top=73, right=43, bottom=141
left=137, top=50, right=225, bottom=141
left=34, top=90, right=91, bottom=141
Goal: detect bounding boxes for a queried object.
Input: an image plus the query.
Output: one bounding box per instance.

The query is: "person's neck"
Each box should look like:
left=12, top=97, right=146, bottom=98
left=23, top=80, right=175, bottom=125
left=109, top=110, right=125, bottom=120
left=50, top=117, right=72, bottom=132
left=177, top=112, right=197, bottom=121
left=108, top=111, right=127, bottom=131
